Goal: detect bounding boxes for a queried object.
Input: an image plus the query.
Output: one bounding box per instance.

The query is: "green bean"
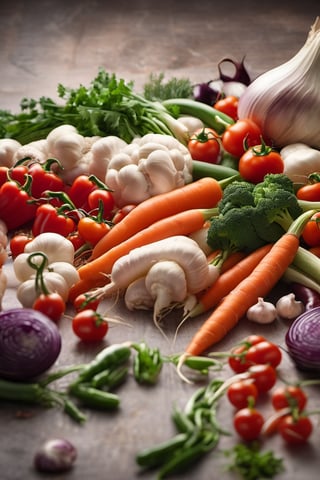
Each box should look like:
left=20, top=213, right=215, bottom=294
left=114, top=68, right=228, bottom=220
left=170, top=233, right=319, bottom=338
left=157, top=442, right=211, bottom=479
left=76, top=343, right=131, bottom=383
left=69, top=383, right=120, bottom=410
left=63, top=397, right=87, bottom=423
left=90, top=365, right=128, bottom=390
left=192, top=159, right=241, bottom=181
left=136, top=433, right=188, bottom=469
left=0, top=378, right=55, bottom=406
left=172, top=406, right=195, bottom=434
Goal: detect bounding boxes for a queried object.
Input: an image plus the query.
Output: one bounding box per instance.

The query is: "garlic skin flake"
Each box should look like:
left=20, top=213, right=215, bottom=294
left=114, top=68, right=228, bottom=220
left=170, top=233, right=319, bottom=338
left=276, top=293, right=305, bottom=320
left=246, top=297, right=277, bottom=324
left=238, top=17, right=320, bottom=148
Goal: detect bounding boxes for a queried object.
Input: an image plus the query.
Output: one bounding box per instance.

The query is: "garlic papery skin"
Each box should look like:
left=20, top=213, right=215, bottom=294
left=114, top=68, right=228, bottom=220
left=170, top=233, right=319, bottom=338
left=246, top=297, right=277, bottom=324
left=238, top=17, right=320, bottom=149
left=276, top=293, right=305, bottom=320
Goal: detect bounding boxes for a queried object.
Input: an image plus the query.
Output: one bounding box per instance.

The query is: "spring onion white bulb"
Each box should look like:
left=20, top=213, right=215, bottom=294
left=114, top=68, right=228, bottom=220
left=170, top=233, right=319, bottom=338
left=238, top=17, right=320, bottom=148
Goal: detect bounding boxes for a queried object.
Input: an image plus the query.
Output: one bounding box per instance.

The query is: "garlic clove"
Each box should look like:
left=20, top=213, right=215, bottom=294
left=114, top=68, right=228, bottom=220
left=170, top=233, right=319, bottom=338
left=276, top=293, right=305, bottom=320
left=246, top=297, right=277, bottom=324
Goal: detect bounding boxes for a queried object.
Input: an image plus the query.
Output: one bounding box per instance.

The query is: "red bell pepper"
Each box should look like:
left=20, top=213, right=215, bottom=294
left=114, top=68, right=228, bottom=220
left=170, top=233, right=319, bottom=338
left=0, top=165, right=28, bottom=188
left=28, top=158, right=65, bottom=198
left=0, top=175, right=38, bottom=230
left=32, top=203, right=76, bottom=237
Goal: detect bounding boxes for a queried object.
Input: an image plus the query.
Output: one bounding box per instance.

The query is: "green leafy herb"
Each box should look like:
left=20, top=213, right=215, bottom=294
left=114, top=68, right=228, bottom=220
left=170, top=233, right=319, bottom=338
left=223, top=442, right=285, bottom=480
left=143, top=72, right=193, bottom=101
left=0, top=69, right=189, bottom=145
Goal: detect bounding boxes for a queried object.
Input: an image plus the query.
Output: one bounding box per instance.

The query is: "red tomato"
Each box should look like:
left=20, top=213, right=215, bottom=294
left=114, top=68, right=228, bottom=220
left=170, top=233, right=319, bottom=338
left=72, top=309, right=109, bottom=341
left=112, top=204, right=137, bottom=224
left=302, top=212, right=320, bottom=247
left=33, top=293, right=66, bottom=323
left=227, top=379, right=259, bottom=409
left=222, top=118, right=262, bottom=158
left=67, top=232, right=86, bottom=251
left=239, top=145, right=284, bottom=183
left=88, top=189, right=115, bottom=220
left=73, top=293, right=100, bottom=312
left=271, top=385, right=308, bottom=412
left=77, top=217, right=111, bottom=246
left=213, top=95, right=239, bottom=121
left=228, top=335, right=266, bottom=373
left=296, top=175, right=320, bottom=201
left=233, top=406, right=264, bottom=441
left=245, top=341, right=282, bottom=368
left=278, top=415, right=313, bottom=444
left=248, top=364, right=277, bottom=393
left=188, top=127, right=220, bottom=164
left=9, top=233, right=33, bottom=258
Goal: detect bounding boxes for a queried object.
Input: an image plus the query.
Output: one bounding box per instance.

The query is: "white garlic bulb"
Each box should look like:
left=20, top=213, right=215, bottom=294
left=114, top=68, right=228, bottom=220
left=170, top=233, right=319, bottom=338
left=276, top=293, right=305, bottom=320
left=246, top=297, right=277, bottom=324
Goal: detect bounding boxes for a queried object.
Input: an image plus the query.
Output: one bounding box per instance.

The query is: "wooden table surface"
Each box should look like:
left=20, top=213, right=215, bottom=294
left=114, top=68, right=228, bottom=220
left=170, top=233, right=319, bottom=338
left=1, top=1, right=320, bottom=479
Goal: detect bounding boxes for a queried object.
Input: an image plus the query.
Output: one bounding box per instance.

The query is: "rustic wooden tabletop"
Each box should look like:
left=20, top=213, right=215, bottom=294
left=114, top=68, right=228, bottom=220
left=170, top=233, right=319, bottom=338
left=1, top=1, right=320, bottom=479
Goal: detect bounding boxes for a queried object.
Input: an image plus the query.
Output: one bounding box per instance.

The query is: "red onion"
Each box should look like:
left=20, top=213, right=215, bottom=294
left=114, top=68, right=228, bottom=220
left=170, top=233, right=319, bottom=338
left=291, top=283, right=320, bottom=310
left=285, top=307, right=320, bottom=371
left=0, top=308, right=61, bottom=380
left=34, top=438, right=77, bottom=473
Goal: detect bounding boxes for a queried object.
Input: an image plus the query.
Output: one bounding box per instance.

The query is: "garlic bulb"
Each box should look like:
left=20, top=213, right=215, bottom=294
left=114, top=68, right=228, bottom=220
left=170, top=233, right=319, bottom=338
left=246, top=297, right=277, bottom=324
left=276, top=293, right=305, bottom=320
left=238, top=17, right=320, bottom=148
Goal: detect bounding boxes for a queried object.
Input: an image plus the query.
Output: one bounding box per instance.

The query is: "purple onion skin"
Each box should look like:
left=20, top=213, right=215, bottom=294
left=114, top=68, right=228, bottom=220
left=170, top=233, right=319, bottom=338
left=34, top=438, right=77, bottom=473
left=218, top=57, right=251, bottom=86
left=285, top=307, right=320, bottom=372
left=193, top=82, right=220, bottom=105
left=0, top=308, right=61, bottom=381
left=291, top=283, right=320, bottom=310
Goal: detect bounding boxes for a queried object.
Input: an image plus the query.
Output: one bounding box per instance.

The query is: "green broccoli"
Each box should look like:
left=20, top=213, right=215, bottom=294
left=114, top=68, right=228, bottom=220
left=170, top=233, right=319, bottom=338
left=253, top=174, right=303, bottom=232
left=218, top=180, right=255, bottom=215
left=207, top=206, right=266, bottom=254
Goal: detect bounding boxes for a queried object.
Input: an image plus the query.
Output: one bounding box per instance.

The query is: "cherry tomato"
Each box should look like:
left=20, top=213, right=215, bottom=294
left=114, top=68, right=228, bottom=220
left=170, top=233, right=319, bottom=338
left=248, top=364, right=277, bottom=393
left=188, top=127, right=220, bottom=164
left=77, top=217, right=111, bottom=246
left=67, top=231, right=87, bottom=251
left=73, top=293, right=100, bottom=312
left=278, top=415, right=313, bottom=444
left=228, top=335, right=266, bottom=373
left=222, top=118, right=262, bottom=158
left=271, top=385, right=308, bottom=412
left=112, top=204, right=137, bottom=224
left=239, top=145, right=284, bottom=183
left=9, top=233, right=33, bottom=258
left=227, top=379, right=259, bottom=409
left=302, top=212, right=320, bottom=247
left=233, top=406, right=264, bottom=441
left=213, top=95, right=239, bottom=121
left=245, top=341, right=282, bottom=368
left=296, top=174, right=320, bottom=201
left=72, top=309, right=109, bottom=342
left=88, top=189, right=115, bottom=220
left=33, top=293, right=66, bottom=323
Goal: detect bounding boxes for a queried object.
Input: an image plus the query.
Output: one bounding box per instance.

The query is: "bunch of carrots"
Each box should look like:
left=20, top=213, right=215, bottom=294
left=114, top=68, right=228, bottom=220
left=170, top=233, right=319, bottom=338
left=68, top=176, right=318, bottom=361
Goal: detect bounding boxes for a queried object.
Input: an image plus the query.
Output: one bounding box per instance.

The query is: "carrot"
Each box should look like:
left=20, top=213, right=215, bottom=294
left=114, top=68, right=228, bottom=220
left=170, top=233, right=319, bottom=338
left=69, top=207, right=218, bottom=302
left=190, top=244, right=273, bottom=318
left=184, top=233, right=300, bottom=357
left=91, top=177, right=223, bottom=259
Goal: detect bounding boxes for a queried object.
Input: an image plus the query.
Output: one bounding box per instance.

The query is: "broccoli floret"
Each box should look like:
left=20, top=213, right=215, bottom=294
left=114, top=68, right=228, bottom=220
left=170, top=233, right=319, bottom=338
left=218, top=181, right=255, bottom=215
left=207, top=206, right=266, bottom=254
left=253, top=174, right=303, bottom=232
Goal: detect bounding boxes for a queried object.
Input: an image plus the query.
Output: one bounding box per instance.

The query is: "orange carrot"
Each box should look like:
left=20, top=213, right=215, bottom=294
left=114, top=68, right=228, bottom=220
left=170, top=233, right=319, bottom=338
left=69, top=207, right=218, bottom=302
left=185, top=233, right=300, bottom=357
left=91, top=177, right=223, bottom=259
left=190, top=244, right=273, bottom=318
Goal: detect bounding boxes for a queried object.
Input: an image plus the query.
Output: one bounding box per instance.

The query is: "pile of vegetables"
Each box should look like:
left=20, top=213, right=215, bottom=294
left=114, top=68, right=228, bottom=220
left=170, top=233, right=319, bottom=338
left=1, top=17, right=320, bottom=478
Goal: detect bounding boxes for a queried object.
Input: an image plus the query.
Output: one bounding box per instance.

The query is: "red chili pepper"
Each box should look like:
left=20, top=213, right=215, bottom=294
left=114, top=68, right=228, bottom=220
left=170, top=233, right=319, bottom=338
left=67, top=175, right=97, bottom=211
left=0, top=175, right=38, bottom=230
left=32, top=203, right=76, bottom=237
left=27, top=158, right=65, bottom=199
left=0, top=165, right=28, bottom=188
